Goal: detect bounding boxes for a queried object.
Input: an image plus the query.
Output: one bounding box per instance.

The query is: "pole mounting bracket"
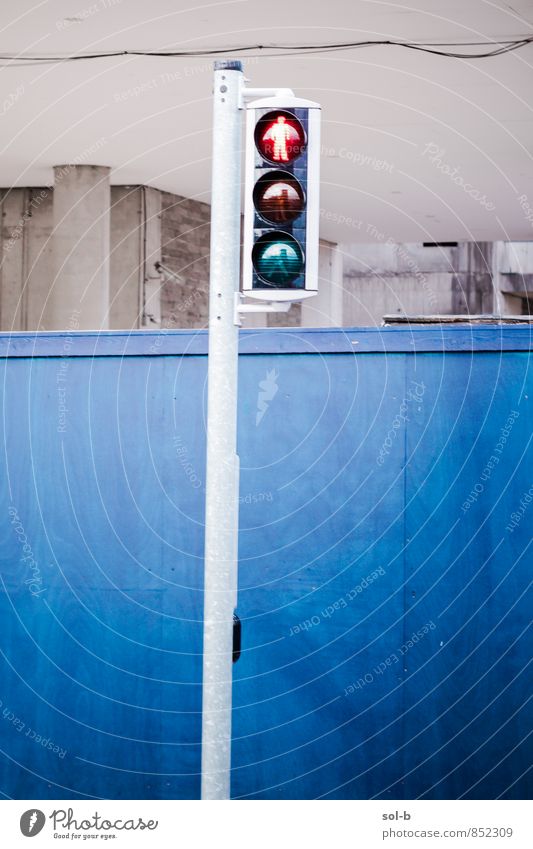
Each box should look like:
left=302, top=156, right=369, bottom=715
left=234, top=292, right=291, bottom=326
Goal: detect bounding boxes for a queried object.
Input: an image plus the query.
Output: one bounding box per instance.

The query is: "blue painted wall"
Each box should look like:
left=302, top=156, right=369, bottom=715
left=0, top=327, right=531, bottom=799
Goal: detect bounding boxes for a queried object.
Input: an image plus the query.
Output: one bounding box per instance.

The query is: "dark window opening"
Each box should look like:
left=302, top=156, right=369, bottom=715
left=422, top=242, right=458, bottom=248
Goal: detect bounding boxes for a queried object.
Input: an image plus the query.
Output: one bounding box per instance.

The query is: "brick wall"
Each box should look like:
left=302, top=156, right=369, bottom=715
left=159, top=192, right=303, bottom=329
left=160, top=192, right=210, bottom=328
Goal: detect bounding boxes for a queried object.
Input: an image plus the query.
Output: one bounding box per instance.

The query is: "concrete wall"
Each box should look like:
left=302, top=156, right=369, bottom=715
left=3, top=182, right=532, bottom=331
left=109, top=186, right=143, bottom=329
left=451, top=242, right=494, bottom=314
left=341, top=241, right=498, bottom=326
left=493, top=240, right=533, bottom=314
left=1, top=185, right=162, bottom=332
left=0, top=187, right=53, bottom=331
left=109, top=186, right=162, bottom=330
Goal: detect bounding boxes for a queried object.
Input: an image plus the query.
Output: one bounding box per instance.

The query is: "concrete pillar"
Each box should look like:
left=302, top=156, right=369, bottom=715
left=45, top=165, right=110, bottom=330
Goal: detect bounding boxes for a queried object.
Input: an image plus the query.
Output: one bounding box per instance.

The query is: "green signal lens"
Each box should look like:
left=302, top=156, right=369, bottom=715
left=252, top=233, right=304, bottom=287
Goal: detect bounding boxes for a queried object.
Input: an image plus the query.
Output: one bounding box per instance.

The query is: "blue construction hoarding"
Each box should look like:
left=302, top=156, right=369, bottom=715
left=0, top=326, right=531, bottom=799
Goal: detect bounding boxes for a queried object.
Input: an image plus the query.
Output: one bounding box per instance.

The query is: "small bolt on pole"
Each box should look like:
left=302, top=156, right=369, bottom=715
left=201, top=59, right=243, bottom=800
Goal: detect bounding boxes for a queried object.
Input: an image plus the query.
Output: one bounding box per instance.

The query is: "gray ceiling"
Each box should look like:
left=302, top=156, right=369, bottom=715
left=1, top=0, right=533, bottom=243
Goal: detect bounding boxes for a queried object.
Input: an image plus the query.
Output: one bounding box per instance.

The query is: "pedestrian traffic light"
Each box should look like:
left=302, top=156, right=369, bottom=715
left=243, top=96, right=321, bottom=301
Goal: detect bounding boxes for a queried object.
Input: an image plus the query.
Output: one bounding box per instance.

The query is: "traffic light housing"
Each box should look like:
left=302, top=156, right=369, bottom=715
left=243, top=96, right=321, bottom=301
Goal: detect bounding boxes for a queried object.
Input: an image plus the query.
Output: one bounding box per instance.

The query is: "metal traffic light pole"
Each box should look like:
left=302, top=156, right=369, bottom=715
left=202, top=61, right=313, bottom=799
left=201, top=60, right=243, bottom=800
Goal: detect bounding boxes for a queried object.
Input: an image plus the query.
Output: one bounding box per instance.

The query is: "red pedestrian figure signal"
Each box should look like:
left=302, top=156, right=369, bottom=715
left=264, top=115, right=291, bottom=162
left=255, top=110, right=306, bottom=165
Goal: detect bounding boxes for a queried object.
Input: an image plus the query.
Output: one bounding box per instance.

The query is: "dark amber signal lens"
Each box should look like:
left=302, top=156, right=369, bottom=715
left=253, top=171, right=305, bottom=225
left=255, top=110, right=306, bottom=164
